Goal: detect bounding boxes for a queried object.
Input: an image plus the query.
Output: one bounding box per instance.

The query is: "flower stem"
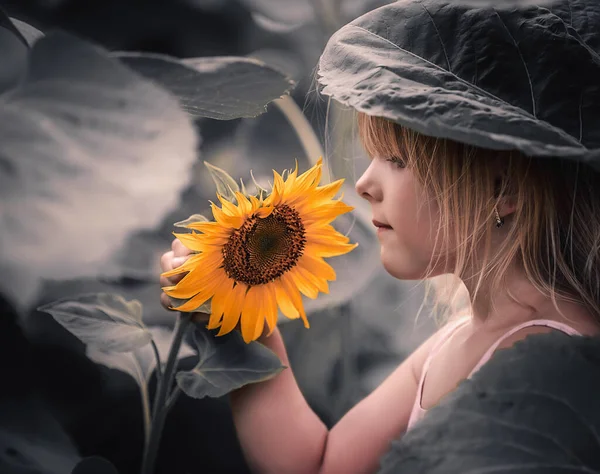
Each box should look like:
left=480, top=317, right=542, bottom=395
left=140, top=312, right=192, bottom=474
left=141, top=383, right=152, bottom=450
left=151, top=339, right=163, bottom=381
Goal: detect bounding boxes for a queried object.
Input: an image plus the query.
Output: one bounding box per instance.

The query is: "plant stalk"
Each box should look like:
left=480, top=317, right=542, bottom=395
left=140, top=312, right=192, bottom=474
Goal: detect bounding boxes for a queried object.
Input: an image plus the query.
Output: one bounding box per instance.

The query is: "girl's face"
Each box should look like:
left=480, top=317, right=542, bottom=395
left=355, top=155, right=447, bottom=280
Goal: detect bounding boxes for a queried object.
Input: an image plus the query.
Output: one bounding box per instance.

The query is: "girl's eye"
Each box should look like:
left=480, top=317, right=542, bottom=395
left=385, top=157, right=406, bottom=168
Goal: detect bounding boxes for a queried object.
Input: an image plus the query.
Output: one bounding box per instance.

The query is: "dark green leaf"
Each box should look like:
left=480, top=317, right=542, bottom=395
left=71, top=456, right=119, bottom=474
left=38, top=293, right=152, bottom=352
left=0, top=11, right=28, bottom=93
left=239, top=0, right=313, bottom=30
left=318, top=0, right=600, bottom=166
left=454, top=0, right=558, bottom=5
left=87, top=326, right=196, bottom=390
left=113, top=52, right=295, bottom=119
left=0, top=31, right=198, bottom=310
left=174, top=214, right=210, bottom=228
left=379, top=332, right=600, bottom=473
left=176, top=324, right=286, bottom=399
left=204, top=161, right=239, bottom=201
left=10, top=18, right=44, bottom=46
left=0, top=396, right=80, bottom=474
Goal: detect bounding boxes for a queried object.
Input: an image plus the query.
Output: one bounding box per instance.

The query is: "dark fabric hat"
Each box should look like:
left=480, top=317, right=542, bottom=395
left=317, top=0, right=600, bottom=170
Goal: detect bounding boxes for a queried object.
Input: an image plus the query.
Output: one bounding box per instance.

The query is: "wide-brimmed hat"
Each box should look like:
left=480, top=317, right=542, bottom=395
left=317, top=0, right=600, bottom=170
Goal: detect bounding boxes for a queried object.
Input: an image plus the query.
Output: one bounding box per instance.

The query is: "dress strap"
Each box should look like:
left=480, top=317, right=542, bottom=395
left=415, top=315, right=470, bottom=409
left=468, top=319, right=582, bottom=377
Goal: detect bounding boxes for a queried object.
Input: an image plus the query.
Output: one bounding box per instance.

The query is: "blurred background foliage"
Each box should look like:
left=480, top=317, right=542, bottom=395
left=0, top=0, right=462, bottom=472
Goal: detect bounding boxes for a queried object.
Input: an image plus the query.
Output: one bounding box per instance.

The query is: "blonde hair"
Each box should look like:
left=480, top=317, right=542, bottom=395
left=357, top=112, right=600, bottom=327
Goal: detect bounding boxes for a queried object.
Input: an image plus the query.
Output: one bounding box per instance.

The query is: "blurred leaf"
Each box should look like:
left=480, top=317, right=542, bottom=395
left=86, top=325, right=196, bottom=389
left=379, top=332, right=600, bottom=473
left=10, top=18, right=44, bottom=46
left=250, top=12, right=305, bottom=33
left=113, top=52, right=295, bottom=119
left=176, top=324, right=285, bottom=399
left=452, top=0, right=557, bottom=5
left=38, top=293, right=152, bottom=352
left=204, top=161, right=239, bottom=201
left=71, top=456, right=119, bottom=474
left=0, top=11, right=28, bottom=93
left=239, top=0, right=313, bottom=29
left=0, top=396, right=80, bottom=474
left=0, top=31, right=198, bottom=310
left=174, top=214, right=210, bottom=228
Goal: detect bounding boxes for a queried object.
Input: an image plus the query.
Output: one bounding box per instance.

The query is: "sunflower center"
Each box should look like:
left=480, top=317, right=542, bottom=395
left=222, top=204, right=306, bottom=286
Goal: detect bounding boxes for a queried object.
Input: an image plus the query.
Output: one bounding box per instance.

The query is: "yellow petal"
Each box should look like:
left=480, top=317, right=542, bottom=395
left=304, top=241, right=358, bottom=258
left=240, top=287, right=261, bottom=343
left=166, top=268, right=227, bottom=301
left=255, top=206, right=274, bottom=218
left=273, top=170, right=285, bottom=199
left=171, top=232, right=206, bottom=252
left=217, top=193, right=241, bottom=216
left=287, top=267, right=320, bottom=299
left=274, top=280, right=299, bottom=320
left=170, top=272, right=224, bottom=312
left=234, top=192, right=252, bottom=215
left=280, top=273, right=309, bottom=328
left=211, top=202, right=244, bottom=228
left=252, top=288, right=266, bottom=341
left=217, top=283, right=247, bottom=336
left=260, top=284, right=278, bottom=336
left=207, top=284, right=230, bottom=329
left=298, top=254, right=337, bottom=281
left=160, top=252, right=204, bottom=278
left=184, top=221, right=231, bottom=237
left=292, top=178, right=344, bottom=211
left=296, top=265, right=329, bottom=295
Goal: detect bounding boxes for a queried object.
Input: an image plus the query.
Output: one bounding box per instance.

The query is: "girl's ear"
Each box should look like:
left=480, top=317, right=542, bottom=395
left=497, top=194, right=517, bottom=218
left=494, top=173, right=517, bottom=218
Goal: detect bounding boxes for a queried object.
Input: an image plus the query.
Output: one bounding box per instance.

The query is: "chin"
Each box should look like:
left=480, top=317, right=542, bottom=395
left=381, top=258, right=423, bottom=281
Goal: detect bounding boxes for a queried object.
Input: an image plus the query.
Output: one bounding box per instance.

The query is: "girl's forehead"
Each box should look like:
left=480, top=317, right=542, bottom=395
left=317, top=0, right=600, bottom=173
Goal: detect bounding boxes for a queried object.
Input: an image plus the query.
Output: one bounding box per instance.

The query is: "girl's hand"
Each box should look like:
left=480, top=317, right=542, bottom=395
left=159, top=238, right=194, bottom=312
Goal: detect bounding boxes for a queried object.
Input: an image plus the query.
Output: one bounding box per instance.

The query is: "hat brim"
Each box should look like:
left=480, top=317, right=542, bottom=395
left=317, top=0, right=600, bottom=167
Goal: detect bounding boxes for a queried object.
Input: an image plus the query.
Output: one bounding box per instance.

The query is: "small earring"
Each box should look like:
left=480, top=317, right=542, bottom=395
left=494, top=205, right=504, bottom=228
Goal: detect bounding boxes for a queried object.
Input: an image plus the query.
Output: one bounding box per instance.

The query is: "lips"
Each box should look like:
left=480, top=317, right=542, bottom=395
left=372, top=219, right=392, bottom=229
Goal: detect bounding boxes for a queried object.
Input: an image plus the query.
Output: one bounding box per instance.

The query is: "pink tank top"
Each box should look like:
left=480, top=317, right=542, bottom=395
left=405, top=317, right=582, bottom=432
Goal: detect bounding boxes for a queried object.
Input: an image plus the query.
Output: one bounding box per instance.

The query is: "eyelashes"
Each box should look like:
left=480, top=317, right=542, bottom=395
left=385, top=156, right=406, bottom=169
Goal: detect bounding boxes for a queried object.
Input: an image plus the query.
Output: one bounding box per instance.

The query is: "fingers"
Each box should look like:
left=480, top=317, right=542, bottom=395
left=172, top=238, right=192, bottom=258
left=160, top=250, right=175, bottom=272
left=160, top=238, right=195, bottom=312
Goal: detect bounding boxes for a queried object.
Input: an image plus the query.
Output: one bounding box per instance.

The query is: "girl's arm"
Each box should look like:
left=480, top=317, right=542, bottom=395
left=160, top=239, right=440, bottom=473
left=229, top=324, right=441, bottom=474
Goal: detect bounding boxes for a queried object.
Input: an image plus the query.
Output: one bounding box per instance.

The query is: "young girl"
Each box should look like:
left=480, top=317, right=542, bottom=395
left=160, top=1, right=600, bottom=472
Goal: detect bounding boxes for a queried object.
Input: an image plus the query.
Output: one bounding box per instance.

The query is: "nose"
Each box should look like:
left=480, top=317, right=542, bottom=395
left=355, top=161, right=382, bottom=203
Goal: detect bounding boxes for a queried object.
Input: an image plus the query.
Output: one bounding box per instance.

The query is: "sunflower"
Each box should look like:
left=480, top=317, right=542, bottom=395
left=161, top=158, right=358, bottom=343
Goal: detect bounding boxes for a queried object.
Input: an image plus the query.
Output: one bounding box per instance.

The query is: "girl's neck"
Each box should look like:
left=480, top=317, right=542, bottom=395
left=462, top=265, right=595, bottom=332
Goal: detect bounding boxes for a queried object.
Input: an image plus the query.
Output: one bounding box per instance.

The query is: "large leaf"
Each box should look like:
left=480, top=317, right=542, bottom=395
left=113, top=52, right=295, bottom=120
left=176, top=324, right=285, bottom=399
left=0, top=10, right=28, bottom=94
left=0, top=31, right=198, bottom=310
left=379, top=332, right=600, bottom=473
left=238, top=0, right=314, bottom=30
left=0, top=396, right=80, bottom=474
left=318, top=0, right=600, bottom=166
left=86, top=325, right=196, bottom=390
left=71, top=456, right=119, bottom=474
left=10, top=17, right=44, bottom=47
left=38, top=293, right=151, bottom=352
left=454, top=0, right=558, bottom=5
